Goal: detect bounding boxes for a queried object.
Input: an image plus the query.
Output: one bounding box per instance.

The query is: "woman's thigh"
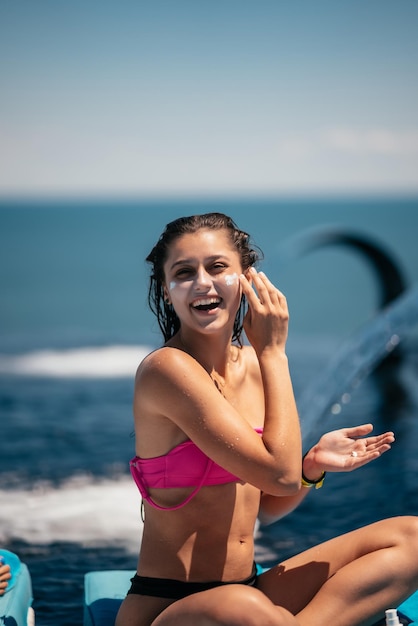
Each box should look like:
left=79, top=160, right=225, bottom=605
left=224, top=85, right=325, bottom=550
left=256, top=515, right=418, bottom=615
left=151, top=585, right=296, bottom=626
left=116, top=593, right=174, bottom=626
left=116, top=584, right=295, bottom=626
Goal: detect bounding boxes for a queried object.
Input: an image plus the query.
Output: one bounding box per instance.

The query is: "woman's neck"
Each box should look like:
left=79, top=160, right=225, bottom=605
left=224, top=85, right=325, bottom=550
left=173, top=329, right=235, bottom=379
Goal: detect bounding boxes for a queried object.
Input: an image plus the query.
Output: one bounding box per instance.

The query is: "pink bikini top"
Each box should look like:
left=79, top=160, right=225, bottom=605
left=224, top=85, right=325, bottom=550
left=130, top=427, right=263, bottom=511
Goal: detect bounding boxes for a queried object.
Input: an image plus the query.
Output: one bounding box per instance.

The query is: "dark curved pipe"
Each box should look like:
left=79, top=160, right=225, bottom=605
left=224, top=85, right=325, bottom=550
left=297, top=283, right=418, bottom=448
left=286, top=227, right=408, bottom=308
left=283, top=226, right=412, bottom=424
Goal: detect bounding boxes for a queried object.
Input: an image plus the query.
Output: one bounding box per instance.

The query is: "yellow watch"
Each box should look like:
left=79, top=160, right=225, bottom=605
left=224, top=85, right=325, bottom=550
left=301, top=471, right=326, bottom=489
left=301, top=451, right=326, bottom=489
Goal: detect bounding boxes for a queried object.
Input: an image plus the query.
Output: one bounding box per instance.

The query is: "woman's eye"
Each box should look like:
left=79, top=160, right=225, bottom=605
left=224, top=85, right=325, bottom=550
left=175, top=268, right=193, bottom=278
left=174, top=263, right=227, bottom=279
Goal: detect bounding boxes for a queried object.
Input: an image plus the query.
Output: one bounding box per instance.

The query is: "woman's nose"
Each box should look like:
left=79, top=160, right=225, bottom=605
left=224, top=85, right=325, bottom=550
left=195, top=268, right=212, bottom=289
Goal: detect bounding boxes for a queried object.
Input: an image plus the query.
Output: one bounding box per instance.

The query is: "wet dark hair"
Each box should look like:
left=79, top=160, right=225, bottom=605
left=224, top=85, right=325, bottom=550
left=146, top=212, right=262, bottom=344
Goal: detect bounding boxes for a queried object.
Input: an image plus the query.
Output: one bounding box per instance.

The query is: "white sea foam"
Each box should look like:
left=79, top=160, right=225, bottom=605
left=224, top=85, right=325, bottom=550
left=0, top=475, right=143, bottom=552
left=0, top=345, right=153, bottom=378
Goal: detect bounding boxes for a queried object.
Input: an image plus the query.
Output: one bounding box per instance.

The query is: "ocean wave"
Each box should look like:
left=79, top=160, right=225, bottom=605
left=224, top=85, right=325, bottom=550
left=0, top=475, right=143, bottom=551
left=0, top=345, right=153, bottom=378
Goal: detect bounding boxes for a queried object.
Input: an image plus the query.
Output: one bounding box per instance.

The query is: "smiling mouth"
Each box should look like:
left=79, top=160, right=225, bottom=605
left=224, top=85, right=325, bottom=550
left=191, top=297, right=222, bottom=311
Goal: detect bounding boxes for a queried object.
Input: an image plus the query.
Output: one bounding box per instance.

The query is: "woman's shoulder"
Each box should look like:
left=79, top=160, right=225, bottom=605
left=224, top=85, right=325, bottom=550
left=133, top=347, right=199, bottom=418
left=137, top=345, right=197, bottom=373
left=135, top=345, right=206, bottom=391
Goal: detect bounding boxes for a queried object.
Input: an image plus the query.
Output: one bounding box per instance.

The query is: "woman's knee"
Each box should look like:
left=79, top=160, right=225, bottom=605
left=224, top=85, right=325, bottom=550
left=391, top=516, right=418, bottom=549
left=394, top=516, right=418, bottom=571
left=372, top=515, right=418, bottom=586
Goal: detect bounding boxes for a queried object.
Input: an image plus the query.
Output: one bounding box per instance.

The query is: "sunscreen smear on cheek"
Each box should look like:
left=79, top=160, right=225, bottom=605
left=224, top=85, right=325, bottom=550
left=224, top=273, right=238, bottom=286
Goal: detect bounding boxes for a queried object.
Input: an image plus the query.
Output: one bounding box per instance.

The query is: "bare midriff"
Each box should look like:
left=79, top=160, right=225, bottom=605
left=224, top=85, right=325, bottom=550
left=137, top=481, right=261, bottom=582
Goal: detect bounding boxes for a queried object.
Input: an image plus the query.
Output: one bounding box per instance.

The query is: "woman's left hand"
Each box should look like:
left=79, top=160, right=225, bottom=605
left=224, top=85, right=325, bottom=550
left=303, top=423, right=395, bottom=477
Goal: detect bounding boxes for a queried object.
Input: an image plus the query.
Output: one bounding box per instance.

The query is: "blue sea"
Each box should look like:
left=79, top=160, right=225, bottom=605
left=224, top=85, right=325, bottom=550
left=1, top=196, right=418, bottom=625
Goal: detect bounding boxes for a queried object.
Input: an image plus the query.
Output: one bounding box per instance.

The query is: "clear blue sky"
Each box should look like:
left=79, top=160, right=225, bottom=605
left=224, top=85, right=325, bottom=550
left=1, top=0, right=417, bottom=197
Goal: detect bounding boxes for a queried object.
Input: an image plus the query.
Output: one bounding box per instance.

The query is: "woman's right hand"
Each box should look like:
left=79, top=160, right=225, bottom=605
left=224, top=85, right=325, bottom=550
left=240, top=268, right=289, bottom=355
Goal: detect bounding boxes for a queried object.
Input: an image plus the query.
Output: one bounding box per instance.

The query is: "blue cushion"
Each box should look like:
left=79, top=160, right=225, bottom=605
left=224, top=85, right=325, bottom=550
left=84, top=571, right=134, bottom=626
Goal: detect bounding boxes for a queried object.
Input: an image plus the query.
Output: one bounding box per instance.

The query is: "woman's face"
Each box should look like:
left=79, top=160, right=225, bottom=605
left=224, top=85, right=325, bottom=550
left=163, top=229, right=243, bottom=335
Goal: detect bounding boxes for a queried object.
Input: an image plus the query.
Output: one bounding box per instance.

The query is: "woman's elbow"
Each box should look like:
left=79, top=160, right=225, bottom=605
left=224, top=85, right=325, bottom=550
left=265, top=472, right=301, bottom=497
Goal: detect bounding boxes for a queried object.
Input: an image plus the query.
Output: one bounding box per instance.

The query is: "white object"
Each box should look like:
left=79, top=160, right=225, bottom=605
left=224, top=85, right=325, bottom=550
left=385, top=608, right=401, bottom=626
left=27, top=606, right=35, bottom=626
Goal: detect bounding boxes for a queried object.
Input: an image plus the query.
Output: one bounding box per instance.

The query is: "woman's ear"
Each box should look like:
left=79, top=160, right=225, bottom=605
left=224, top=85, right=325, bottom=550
left=163, top=284, right=171, bottom=304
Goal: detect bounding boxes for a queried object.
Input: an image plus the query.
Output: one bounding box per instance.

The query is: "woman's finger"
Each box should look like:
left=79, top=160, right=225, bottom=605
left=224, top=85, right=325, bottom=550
left=247, top=270, right=287, bottom=307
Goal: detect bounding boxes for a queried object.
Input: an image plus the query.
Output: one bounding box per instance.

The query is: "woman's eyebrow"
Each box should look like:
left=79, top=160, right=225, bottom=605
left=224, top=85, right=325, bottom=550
left=169, top=255, right=228, bottom=271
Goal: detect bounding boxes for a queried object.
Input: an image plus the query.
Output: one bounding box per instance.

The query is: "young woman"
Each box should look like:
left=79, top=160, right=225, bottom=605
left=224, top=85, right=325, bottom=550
left=116, top=212, right=418, bottom=626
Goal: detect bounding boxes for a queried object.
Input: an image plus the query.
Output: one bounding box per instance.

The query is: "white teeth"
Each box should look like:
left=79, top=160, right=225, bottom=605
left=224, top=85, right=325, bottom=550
left=192, top=297, right=221, bottom=307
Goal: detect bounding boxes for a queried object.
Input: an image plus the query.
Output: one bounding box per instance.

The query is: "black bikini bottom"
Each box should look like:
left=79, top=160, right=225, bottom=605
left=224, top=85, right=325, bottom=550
left=127, top=563, right=258, bottom=600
